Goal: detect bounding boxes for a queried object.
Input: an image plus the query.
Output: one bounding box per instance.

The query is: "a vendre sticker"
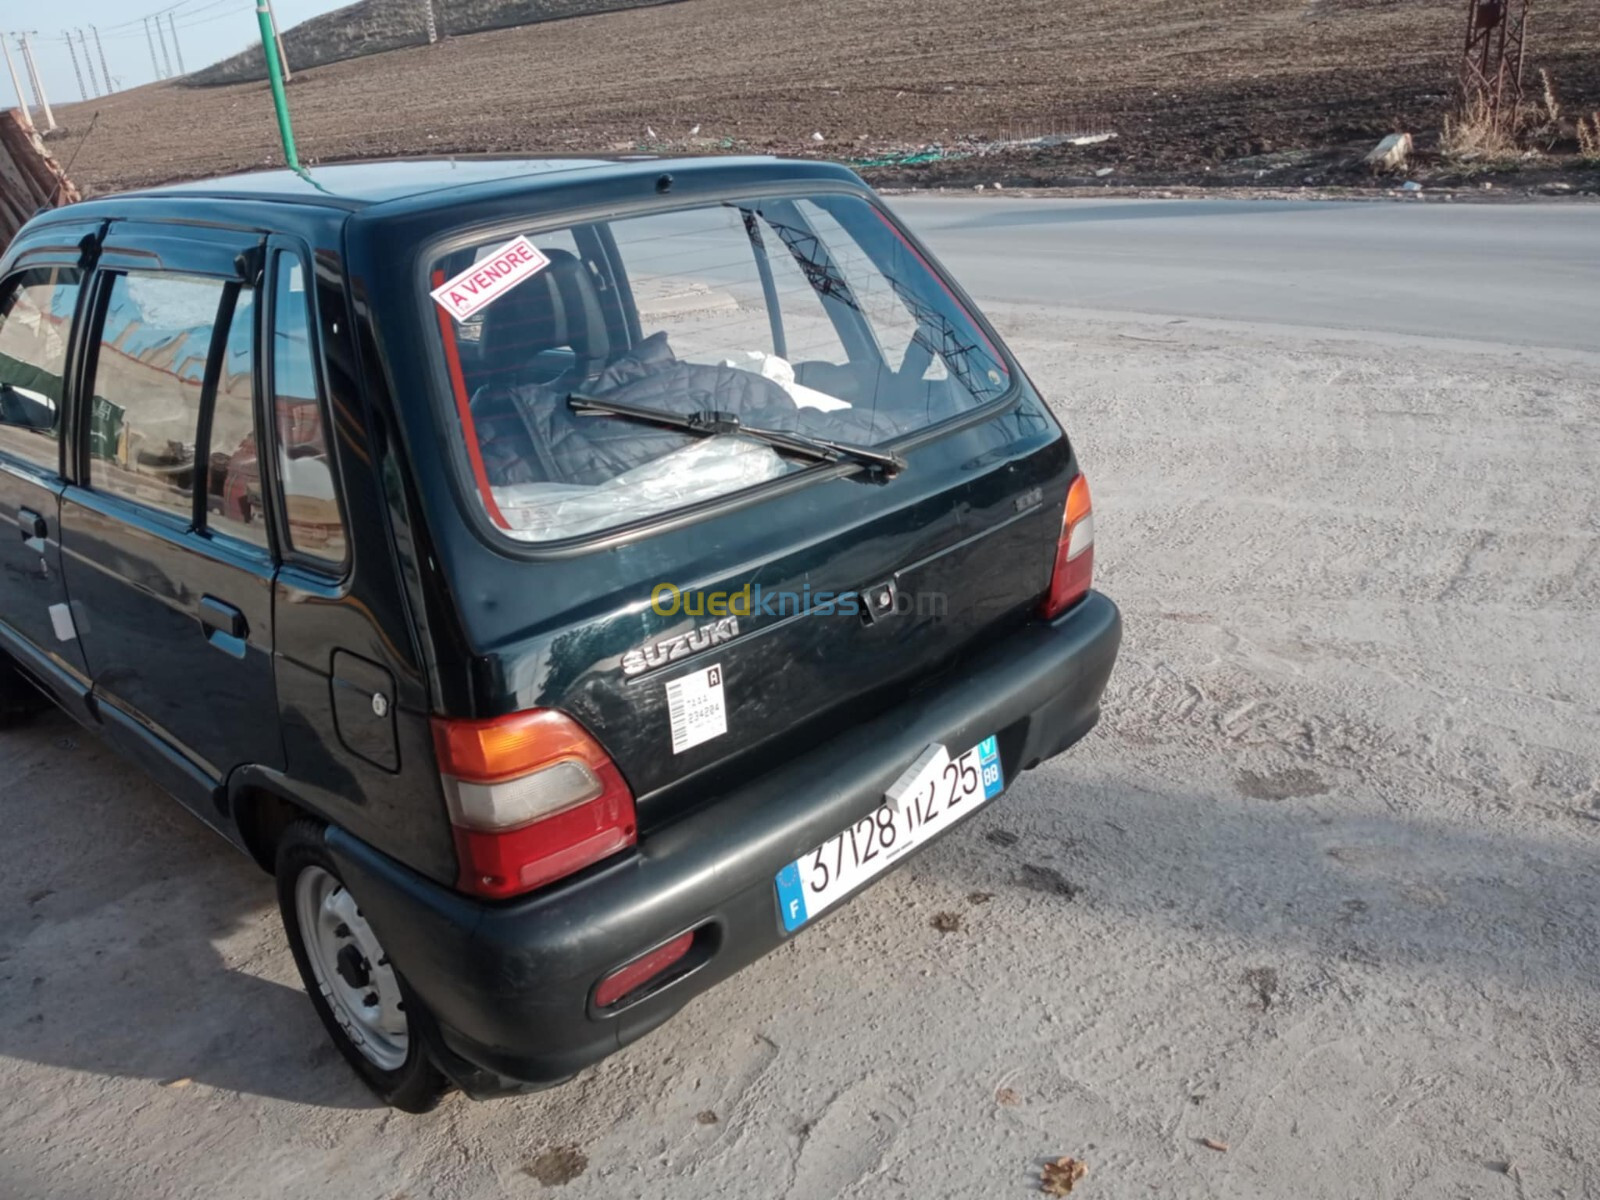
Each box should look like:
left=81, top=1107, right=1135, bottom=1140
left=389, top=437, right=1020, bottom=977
left=430, top=235, right=551, bottom=322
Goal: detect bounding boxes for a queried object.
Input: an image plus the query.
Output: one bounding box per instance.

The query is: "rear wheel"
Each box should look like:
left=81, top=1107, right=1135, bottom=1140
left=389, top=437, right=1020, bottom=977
left=275, top=820, right=448, bottom=1112
left=0, top=657, right=46, bottom=729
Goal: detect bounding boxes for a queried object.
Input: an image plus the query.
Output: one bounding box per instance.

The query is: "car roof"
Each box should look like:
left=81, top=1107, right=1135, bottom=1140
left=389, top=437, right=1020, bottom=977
left=105, top=155, right=838, bottom=211
left=13, top=154, right=868, bottom=262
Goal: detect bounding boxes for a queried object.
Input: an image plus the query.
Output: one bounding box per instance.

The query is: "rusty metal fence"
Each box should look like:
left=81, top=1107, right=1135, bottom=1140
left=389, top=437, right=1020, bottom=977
left=0, top=109, right=79, bottom=255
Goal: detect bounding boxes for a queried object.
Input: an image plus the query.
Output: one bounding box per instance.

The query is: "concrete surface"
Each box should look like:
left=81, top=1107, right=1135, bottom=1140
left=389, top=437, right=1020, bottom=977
left=895, top=195, right=1600, bottom=351
left=2, top=199, right=1598, bottom=1199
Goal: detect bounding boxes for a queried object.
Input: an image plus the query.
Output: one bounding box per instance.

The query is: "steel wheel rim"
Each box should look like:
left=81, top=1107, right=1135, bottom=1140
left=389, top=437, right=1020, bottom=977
left=294, top=864, right=409, bottom=1071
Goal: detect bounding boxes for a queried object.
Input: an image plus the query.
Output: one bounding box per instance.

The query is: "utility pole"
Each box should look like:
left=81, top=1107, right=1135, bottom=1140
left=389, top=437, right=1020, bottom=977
left=82, top=30, right=104, bottom=96
left=1459, top=0, right=1532, bottom=128
left=263, top=0, right=292, bottom=82
left=64, top=29, right=89, bottom=101
left=422, top=0, right=439, bottom=44
left=0, top=34, right=34, bottom=132
left=154, top=15, right=174, bottom=80
left=144, top=17, right=162, bottom=81
left=17, top=34, right=57, bottom=133
left=167, top=12, right=186, bottom=76
left=91, top=26, right=112, bottom=95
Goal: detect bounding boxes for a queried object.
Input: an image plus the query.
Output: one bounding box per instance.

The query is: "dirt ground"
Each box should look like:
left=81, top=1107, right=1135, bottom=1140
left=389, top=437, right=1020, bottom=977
left=3, top=284, right=1597, bottom=1197
left=39, top=0, right=1600, bottom=198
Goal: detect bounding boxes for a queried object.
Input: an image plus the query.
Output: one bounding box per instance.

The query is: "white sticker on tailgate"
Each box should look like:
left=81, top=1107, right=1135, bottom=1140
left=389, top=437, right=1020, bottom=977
left=665, top=664, right=727, bottom=754
left=429, top=235, right=551, bottom=322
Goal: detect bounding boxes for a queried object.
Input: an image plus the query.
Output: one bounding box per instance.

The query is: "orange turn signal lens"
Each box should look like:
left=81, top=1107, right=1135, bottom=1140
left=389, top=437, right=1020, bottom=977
left=432, top=709, right=606, bottom=784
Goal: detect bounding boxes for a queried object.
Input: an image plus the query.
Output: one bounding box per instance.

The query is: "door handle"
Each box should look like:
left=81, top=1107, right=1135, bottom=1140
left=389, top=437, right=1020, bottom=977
left=17, top=507, right=46, bottom=542
left=199, top=596, right=249, bottom=643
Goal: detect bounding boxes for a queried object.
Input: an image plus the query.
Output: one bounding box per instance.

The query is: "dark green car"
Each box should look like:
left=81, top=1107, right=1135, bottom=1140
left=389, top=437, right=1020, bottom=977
left=0, top=155, right=1119, bottom=1110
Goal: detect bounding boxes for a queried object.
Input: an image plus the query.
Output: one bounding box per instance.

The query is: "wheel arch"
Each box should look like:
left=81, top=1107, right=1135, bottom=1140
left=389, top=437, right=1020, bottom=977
left=227, top=768, right=324, bottom=874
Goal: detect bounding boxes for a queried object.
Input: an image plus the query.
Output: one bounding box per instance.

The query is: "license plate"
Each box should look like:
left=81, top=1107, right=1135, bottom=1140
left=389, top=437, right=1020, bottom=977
left=775, top=736, right=1004, bottom=933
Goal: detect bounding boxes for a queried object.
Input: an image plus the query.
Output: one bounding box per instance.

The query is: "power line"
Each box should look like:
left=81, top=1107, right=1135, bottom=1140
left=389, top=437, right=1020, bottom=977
left=49, top=2, right=253, bottom=46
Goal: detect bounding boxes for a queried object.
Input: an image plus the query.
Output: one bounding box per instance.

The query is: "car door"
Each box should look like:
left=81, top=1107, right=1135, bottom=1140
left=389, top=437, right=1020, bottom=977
left=58, top=223, right=283, bottom=814
left=0, top=252, right=93, bottom=716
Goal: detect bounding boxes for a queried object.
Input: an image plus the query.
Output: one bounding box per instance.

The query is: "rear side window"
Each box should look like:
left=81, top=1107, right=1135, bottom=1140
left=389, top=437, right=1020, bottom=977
left=207, top=287, right=269, bottom=549
left=270, top=255, right=347, bottom=565
left=0, top=268, right=80, bottom=472
left=87, top=273, right=229, bottom=523
left=427, top=192, right=1011, bottom=543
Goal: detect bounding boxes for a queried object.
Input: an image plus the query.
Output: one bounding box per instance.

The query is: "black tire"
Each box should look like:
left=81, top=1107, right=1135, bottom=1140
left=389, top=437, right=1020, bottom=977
left=275, top=819, right=448, bottom=1113
left=0, top=657, right=46, bottom=729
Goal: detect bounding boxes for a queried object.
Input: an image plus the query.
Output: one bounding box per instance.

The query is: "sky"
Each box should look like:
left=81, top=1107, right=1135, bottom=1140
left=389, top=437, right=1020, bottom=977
left=0, top=0, right=351, bottom=112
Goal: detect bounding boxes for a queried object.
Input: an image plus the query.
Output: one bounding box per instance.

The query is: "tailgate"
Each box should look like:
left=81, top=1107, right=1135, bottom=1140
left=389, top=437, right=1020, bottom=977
left=535, top=415, right=1074, bottom=828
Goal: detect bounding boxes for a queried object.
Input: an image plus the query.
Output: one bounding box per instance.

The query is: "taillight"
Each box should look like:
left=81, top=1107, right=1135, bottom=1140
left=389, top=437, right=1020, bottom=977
left=431, top=710, right=637, bottom=900
left=1040, top=473, right=1095, bottom=618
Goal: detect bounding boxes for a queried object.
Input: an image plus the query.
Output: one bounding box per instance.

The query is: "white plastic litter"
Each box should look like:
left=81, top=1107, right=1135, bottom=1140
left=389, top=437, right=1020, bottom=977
left=493, top=435, right=790, bottom=542
left=720, top=350, right=852, bottom=412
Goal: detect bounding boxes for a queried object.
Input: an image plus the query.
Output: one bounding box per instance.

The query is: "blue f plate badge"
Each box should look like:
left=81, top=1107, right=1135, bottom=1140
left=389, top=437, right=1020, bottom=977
left=776, top=735, right=1003, bottom=933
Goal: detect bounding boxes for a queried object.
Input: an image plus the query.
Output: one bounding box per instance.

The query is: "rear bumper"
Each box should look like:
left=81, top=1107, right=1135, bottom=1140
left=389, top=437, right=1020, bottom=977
left=327, top=592, right=1122, bottom=1097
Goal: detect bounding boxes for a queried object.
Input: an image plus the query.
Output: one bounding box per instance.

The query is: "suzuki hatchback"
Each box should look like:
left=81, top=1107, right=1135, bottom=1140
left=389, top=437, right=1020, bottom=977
left=0, top=156, right=1120, bottom=1111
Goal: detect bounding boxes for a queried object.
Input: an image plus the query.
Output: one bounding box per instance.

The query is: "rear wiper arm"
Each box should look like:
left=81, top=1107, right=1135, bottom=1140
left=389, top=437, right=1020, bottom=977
left=568, top=394, right=905, bottom=478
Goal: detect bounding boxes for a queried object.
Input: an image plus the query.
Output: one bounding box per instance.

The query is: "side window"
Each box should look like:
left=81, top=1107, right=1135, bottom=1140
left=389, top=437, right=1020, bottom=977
left=0, top=268, right=81, bottom=472
left=87, top=272, right=226, bottom=522
left=207, top=287, right=270, bottom=550
left=270, top=254, right=346, bottom=565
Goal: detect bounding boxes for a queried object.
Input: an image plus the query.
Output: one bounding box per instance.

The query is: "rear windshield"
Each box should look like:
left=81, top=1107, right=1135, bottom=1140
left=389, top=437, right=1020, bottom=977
left=426, top=192, right=1011, bottom=543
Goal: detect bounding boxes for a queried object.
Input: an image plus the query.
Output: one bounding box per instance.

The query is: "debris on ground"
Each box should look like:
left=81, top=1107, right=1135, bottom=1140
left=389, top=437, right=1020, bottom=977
left=1201, top=1137, right=1229, bottom=1152
left=1243, top=966, right=1280, bottom=1011
left=523, top=1147, right=588, bottom=1187
left=849, top=146, right=970, bottom=169
left=968, top=891, right=996, bottom=905
left=996, top=1086, right=1022, bottom=1106
left=1363, top=132, right=1413, bottom=171
left=930, top=911, right=964, bottom=933
left=695, top=1110, right=719, bottom=1125
left=1040, top=1156, right=1089, bottom=1195
left=1019, top=863, right=1079, bottom=899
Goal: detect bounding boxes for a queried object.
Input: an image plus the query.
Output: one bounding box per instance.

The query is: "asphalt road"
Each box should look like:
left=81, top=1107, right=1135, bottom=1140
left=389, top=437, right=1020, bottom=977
left=891, top=196, right=1600, bottom=351
left=3, top=198, right=1598, bottom=1200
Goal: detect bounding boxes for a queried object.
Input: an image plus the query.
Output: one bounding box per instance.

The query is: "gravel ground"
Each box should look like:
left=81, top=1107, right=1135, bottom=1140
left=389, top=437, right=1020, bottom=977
left=2, top=294, right=1599, bottom=1195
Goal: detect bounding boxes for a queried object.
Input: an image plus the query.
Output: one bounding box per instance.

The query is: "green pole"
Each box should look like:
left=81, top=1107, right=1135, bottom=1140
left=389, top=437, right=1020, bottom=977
left=256, top=0, right=299, bottom=171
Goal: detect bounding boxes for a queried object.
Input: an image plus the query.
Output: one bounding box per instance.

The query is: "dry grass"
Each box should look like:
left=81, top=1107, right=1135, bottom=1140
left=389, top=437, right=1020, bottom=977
left=1443, top=70, right=1568, bottom=162
left=1579, top=113, right=1600, bottom=158
left=1441, top=97, right=1524, bottom=161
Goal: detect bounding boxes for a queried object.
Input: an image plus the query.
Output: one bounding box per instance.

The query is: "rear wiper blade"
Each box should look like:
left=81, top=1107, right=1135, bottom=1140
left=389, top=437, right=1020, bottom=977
left=568, top=393, right=905, bottom=478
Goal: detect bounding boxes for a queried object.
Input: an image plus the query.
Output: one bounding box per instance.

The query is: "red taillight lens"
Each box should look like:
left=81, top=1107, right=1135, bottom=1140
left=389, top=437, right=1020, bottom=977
left=432, top=710, right=637, bottom=900
left=593, top=930, right=696, bottom=1009
left=1040, top=474, right=1095, bottom=619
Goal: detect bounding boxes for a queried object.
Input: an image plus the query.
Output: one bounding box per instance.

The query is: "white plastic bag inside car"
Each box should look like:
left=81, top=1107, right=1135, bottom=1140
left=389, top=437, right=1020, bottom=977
left=492, top=435, right=791, bottom=541
left=720, top=350, right=852, bottom=412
